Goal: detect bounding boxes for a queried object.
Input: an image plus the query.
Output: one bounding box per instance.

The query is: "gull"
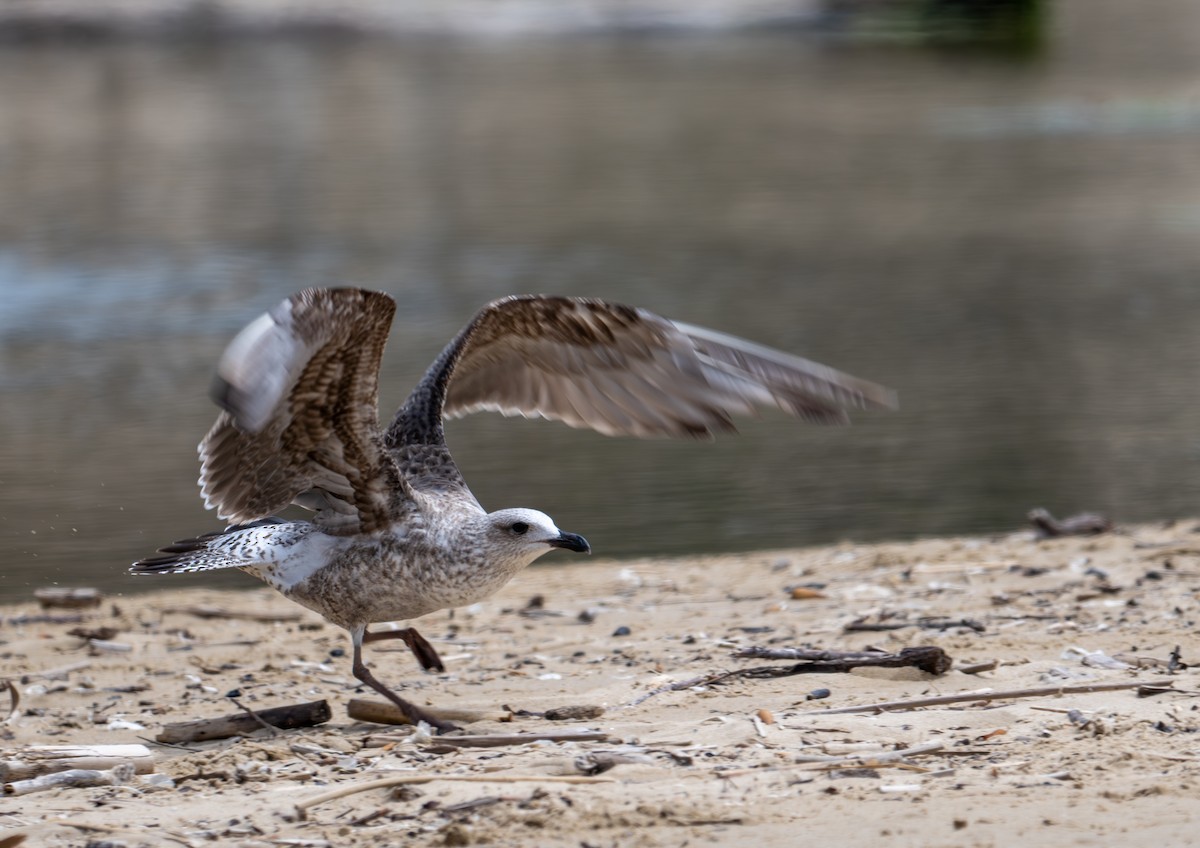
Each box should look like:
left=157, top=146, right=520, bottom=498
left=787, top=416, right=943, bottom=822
left=132, top=288, right=896, bottom=731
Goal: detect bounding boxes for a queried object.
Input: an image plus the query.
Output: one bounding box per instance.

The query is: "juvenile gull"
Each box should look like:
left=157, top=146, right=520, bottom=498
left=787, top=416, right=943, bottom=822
left=132, top=288, right=896, bottom=731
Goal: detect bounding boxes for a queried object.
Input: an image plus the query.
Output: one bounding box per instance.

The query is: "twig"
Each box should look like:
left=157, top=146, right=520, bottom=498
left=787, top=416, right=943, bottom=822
left=228, top=698, right=280, bottom=737
left=139, top=735, right=194, bottom=752
left=296, top=774, right=616, bottom=819
left=629, top=650, right=952, bottom=710
left=806, top=678, right=1176, bottom=715
left=1, top=680, right=18, bottom=725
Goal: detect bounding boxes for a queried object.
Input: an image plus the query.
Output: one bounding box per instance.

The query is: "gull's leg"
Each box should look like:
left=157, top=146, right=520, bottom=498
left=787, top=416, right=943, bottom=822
left=349, top=626, right=459, bottom=734
left=363, top=626, right=445, bottom=673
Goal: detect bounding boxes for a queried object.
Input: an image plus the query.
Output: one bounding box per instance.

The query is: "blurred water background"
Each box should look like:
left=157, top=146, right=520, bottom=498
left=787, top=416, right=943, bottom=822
left=3, top=0, right=1200, bottom=600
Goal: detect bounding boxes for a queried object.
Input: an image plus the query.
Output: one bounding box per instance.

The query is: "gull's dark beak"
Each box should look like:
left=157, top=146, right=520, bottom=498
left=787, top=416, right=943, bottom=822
left=549, top=532, right=591, bottom=554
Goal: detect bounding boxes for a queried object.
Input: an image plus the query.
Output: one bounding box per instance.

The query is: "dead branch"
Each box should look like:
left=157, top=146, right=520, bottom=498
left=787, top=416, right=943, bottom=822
left=805, top=678, right=1175, bottom=715
left=156, top=699, right=331, bottom=744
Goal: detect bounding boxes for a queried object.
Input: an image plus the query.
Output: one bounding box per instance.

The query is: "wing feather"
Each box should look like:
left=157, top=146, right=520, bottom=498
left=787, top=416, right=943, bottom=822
left=388, top=295, right=895, bottom=455
left=198, top=288, right=407, bottom=535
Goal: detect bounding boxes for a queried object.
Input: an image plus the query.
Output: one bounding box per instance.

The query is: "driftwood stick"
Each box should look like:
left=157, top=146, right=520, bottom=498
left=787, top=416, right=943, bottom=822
left=806, top=678, right=1176, bottom=715
left=360, top=730, right=609, bottom=749
left=843, top=618, right=984, bottom=634
left=730, top=646, right=953, bottom=676
left=156, top=699, right=331, bottom=743
left=4, top=764, right=134, bottom=796
left=346, top=698, right=508, bottom=726
left=296, top=774, right=616, bottom=819
left=0, top=744, right=154, bottom=781
left=1, top=613, right=85, bottom=626
left=423, top=731, right=609, bottom=749
left=158, top=604, right=302, bottom=623
left=34, top=587, right=102, bottom=609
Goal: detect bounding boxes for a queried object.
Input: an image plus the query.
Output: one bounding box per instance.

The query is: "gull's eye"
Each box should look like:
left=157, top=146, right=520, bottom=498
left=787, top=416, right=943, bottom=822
left=511, top=521, right=530, bottom=535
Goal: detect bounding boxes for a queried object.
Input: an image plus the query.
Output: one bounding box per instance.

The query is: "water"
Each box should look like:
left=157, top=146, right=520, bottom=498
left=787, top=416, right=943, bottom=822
left=3, top=1, right=1200, bottom=601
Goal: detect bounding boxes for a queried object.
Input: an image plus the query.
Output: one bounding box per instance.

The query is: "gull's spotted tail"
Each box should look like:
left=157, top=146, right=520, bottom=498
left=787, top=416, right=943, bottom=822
left=130, top=517, right=304, bottom=575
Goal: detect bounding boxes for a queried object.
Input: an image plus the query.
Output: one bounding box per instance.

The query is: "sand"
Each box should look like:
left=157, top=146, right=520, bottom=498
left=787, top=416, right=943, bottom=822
left=3, top=520, right=1200, bottom=847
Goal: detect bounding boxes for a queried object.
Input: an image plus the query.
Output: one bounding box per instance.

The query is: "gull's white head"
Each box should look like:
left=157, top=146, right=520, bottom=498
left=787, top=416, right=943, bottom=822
left=485, top=508, right=591, bottom=566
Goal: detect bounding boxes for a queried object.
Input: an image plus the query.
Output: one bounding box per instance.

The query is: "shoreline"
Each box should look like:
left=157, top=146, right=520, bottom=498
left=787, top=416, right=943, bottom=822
left=0, top=1, right=826, bottom=40
left=5, top=522, right=1200, bottom=846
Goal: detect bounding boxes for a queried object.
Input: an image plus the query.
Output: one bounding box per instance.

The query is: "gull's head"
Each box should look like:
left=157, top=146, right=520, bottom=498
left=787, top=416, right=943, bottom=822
left=486, top=508, right=591, bottom=564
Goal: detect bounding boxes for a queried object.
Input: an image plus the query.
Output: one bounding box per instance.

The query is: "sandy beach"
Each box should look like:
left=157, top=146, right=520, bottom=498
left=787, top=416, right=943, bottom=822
left=3, top=519, right=1199, bottom=847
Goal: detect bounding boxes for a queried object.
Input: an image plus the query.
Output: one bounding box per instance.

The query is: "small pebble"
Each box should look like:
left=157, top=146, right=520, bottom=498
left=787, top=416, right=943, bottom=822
left=806, top=688, right=831, bottom=701
left=612, top=626, right=631, bottom=637
left=329, top=647, right=345, bottom=657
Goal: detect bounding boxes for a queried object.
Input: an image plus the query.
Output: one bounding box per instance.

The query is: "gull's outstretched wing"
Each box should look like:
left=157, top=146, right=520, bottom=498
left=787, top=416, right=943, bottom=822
left=199, top=288, right=409, bottom=535
left=387, top=295, right=897, bottom=451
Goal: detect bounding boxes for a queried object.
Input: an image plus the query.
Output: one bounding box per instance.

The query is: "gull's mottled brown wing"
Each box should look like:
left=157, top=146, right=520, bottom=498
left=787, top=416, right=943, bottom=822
left=199, top=288, right=409, bottom=535
left=387, top=295, right=897, bottom=456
